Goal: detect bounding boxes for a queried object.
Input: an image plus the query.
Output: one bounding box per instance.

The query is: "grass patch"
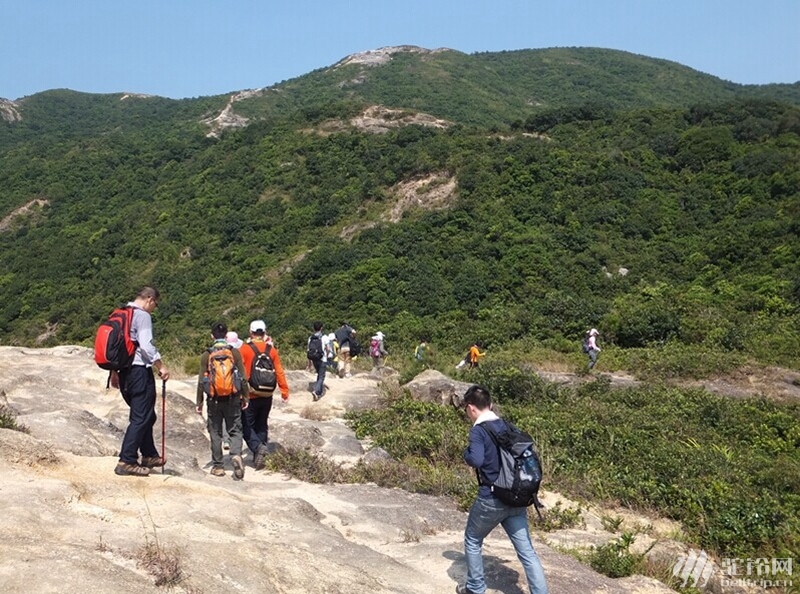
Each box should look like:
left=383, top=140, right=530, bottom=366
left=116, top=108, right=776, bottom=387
left=584, top=532, right=649, bottom=578
left=538, top=501, right=586, bottom=532
left=0, top=404, right=29, bottom=433
left=344, top=366, right=800, bottom=561
left=135, top=540, right=184, bottom=588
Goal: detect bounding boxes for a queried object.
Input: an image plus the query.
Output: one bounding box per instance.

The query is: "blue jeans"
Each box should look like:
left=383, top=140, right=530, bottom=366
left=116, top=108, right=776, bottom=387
left=464, top=496, right=548, bottom=594
left=243, top=395, right=273, bottom=455
left=118, top=365, right=160, bottom=464
left=588, top=349, right=598, bottom=369
left=313, top=359, right=326, bottom=396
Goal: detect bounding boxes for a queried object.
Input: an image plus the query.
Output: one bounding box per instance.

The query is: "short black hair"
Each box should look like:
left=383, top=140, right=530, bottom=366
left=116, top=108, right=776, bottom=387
left=137, top=286, right=160, bottom=301
left=313, top=321, right=324, bottom=332
left=211, top=322, right=227, bottom=339
left=463, top=385, right=492, bottom=410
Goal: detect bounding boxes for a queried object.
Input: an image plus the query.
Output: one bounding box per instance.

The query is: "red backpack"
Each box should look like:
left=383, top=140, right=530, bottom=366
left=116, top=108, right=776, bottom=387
left=94, top=306, right=137, bottom=371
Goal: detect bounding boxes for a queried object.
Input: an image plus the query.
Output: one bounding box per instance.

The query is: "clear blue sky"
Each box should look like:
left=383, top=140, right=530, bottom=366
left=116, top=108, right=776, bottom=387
left=2, top=0, right=799, bottom=100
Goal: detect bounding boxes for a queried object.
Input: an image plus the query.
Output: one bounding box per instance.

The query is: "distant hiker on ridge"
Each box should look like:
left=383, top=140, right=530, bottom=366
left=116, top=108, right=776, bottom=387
left=369, top=331, right=388, bottom=369
left=335, top=322, right=356, bottom=378
left=585, top=328, right=601, bottom=370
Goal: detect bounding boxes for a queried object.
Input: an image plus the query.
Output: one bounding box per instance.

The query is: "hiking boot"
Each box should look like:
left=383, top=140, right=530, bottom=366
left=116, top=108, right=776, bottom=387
left=210, top=466, right=226, bottom=477
left=455, top=585, right=478, bottom=594
left=114, top=461, right=150, bottom=477
left=232, top=455, right=245, bottom=481
left=253, top=444, right=269, bottom=471
left=140, top=456, right=165, bottom=468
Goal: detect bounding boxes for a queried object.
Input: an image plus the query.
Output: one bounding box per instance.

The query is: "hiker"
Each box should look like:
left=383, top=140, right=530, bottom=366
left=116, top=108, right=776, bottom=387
left=325, top=332, right=338, bottom=374
left=221, top=330, right=245, bottom=449
left=414, top=340, right=429, bottom=366
left=468, top=342, right=486, bottom=369
left=111, top=286, right=171, bottom=477
left=226, top=330, right=243, bottom=349
left=586, top=328, right=601, bottom=370
left=240, top=319, right=289, bottom=470
left=458, top=385, right=548, bottom=594
left=369, top=331, right=388, bottom=369
left=335, top=322, right=356, bottom=378
left=195, top=322, right=250, bottom=480
left=308, top=321, right=327, bottom=400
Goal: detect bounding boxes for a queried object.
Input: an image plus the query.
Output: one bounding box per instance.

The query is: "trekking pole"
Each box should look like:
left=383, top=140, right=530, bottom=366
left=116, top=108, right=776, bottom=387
left=161, top=379, right=166, bottom=474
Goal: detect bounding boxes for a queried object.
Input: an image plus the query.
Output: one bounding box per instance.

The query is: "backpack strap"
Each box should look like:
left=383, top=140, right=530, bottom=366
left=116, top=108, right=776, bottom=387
left=474, top=421, right=502, bottom=487
left=248, top=341, right=273, bottom=360
left=246, top=342, right=272, bottom=359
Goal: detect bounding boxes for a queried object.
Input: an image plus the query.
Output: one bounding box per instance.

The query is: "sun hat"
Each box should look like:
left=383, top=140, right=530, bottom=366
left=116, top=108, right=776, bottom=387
left=225, top=331, right=243, bottom=349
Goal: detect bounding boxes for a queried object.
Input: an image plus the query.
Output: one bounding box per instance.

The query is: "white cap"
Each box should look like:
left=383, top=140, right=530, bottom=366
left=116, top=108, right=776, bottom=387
left=250, top=319, right=267, bottom=333
left=589, top=328, right=599, bottom=336
left=225, top=331, right=243, bottom=349
left=376, top=331, right=385, bottom=339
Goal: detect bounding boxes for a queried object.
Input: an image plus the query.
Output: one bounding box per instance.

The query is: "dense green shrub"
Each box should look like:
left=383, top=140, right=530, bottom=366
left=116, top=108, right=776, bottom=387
left=346, top=368, right=800, bottom=560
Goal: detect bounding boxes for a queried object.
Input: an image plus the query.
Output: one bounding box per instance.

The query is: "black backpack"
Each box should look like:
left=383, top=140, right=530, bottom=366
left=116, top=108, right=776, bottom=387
left=479, top=421, right=544, bottom=519
left=348, top=338, right=362, bottom=357
left=581, top=337, right=591, bottom=354
left=247, top=343, right=277, bottom=391
left=307, top=334, right=324, bottom=361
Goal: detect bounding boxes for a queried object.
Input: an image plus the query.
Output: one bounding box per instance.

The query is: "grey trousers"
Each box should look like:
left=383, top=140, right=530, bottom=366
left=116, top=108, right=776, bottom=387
left=207, top=396, right=243, bottom=467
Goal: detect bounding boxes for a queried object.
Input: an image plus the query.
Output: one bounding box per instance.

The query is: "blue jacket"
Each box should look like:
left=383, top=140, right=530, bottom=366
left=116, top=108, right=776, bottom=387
left=463, top=418, right=508, bottom=499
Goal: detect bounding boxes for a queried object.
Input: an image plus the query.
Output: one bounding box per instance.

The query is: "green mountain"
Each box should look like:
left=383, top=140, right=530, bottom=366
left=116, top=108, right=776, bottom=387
left=0, top=47, right=798, bottom=368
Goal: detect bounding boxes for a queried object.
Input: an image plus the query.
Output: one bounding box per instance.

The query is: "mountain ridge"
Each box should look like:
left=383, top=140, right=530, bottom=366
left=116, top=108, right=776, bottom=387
left=0, top=46, right=798, bottom=377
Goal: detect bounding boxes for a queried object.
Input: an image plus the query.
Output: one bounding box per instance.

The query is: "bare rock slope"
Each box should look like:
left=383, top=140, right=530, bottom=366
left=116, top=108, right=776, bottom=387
left=0, top=346, right=676, bottom=594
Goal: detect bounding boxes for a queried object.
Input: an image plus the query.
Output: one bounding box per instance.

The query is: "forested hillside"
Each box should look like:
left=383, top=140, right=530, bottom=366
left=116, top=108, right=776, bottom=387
left=0, top=47, right=798, bottom=371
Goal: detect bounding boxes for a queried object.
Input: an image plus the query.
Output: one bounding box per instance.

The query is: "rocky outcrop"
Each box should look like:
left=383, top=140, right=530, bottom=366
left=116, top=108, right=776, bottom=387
left=350, top=105, right=451, bottom=134
left=0, top=198, right=49, bottom=232
left=201, top=89, right=266, bottom=137
left=333, top=46, right=453, bottom=69
left=0, top=346, right=749, bottom=593
left=402, top=369, right=472, bottom=407
left=0, top=98, right=21, bottom=122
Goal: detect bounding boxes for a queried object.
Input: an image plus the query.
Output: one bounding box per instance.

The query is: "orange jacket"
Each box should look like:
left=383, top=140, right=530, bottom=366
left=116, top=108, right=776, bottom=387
left=468, top=345, right=485, bottom=364
left=240, top=339, right=290, bottom=400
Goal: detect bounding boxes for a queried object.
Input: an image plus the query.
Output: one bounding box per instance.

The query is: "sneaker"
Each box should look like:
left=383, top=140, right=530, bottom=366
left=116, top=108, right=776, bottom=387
left=114, top=461, right=150, bottom=477
left=140, top=456, right=165, bottom=468
left=210, top=466, right=226, bottom=477
left=253, top=444, right=269, bottom=471
left=345, top=373, right=352, bottom=378
left=312, top=392, right=322, bottom=401
left=232, top=455, right=245, bottom=480
left=222, top=440, right=231, bottom=451
left=455, top=585, right=478, bottom=594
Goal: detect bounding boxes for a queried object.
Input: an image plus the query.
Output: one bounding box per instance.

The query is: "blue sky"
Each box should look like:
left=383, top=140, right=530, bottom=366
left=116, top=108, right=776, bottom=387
left=2, top=0, right=799, bottom=100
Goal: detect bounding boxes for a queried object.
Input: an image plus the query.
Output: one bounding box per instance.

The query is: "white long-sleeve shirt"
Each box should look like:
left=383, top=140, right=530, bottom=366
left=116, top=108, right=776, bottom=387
left=127, top=302, right=162, bottom=367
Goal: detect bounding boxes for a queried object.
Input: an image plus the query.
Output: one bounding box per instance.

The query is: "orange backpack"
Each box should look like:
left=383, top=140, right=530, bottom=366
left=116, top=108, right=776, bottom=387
left=204, top=345, right=240, bottom=397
